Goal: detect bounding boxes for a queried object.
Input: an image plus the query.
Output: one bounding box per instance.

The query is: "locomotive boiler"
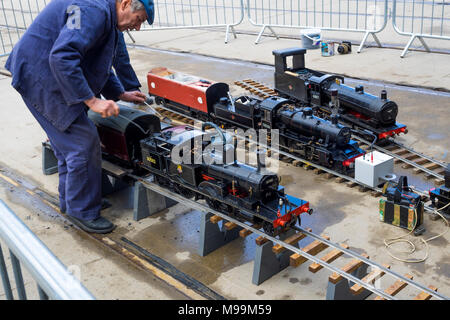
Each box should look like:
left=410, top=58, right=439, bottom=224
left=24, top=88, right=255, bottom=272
left=277, top=107, right=351, bottom=148
left=272, top=47, right=407, bottom=140
left=88, top=105, right=313, bottom=236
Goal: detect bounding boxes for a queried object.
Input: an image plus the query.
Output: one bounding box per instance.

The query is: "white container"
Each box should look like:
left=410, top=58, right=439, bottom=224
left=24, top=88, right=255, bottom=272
left=301, top=29, right=321, bottom=50
left=355, top=151, right=394, bottom=188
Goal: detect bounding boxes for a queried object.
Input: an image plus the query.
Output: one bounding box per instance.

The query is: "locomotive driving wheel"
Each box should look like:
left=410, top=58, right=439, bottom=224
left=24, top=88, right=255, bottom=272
left=173, top=183, right=195, bottom=199
left=205, top=197, right=232, bottom=214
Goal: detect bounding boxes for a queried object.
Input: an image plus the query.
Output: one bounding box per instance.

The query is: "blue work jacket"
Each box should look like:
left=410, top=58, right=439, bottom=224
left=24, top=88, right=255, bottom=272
left=5, top=0, right=124, bottom=132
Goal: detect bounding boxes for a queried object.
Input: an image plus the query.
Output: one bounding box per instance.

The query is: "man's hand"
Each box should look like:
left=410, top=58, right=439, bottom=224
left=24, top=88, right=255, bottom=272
left=84, top=97, right=119, bottom=118
left=118, top=91, right=146, bottom=104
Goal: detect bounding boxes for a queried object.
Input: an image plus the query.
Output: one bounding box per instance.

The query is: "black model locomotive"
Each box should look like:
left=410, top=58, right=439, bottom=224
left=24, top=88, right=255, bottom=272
left=272, top=47, right=407, bottom=141
left=215, top=97, right=364, bottom=173
left=148, top=69, right=365, bottom=174
left=88, top=106, right=312, bottom=236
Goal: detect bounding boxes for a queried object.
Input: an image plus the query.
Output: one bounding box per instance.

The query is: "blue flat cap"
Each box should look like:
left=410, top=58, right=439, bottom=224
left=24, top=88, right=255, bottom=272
left=138, top=0, right=155, bottom=25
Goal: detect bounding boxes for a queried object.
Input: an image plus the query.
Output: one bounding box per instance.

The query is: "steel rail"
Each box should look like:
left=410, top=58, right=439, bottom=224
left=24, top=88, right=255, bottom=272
left=133, top=177, right=448, bottom=300
left=387, top=139, right=448, bottom=168
left=354, top=136, right=444, bottom=180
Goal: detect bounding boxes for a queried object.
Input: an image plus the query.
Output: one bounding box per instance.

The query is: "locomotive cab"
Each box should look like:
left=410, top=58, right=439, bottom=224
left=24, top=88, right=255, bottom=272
left=141, top=125, right=234, bottom=186
left=273, top=47, right=325, bottom=103
left=258, top=96, right=290, bottom=130
left=213, top=96, right=261, bottom=129
left=88, top=105, right=161, bottom=167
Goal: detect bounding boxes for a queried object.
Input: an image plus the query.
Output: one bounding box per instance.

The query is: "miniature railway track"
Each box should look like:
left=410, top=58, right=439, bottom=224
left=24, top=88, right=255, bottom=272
left=234, top=79, right=278, bottom=99
left=234, top=79, right=448, bottom=186
left=149, top=102, right=446, bottom=214
left=2, top=155, right=445, bottom=300
left=129, top=175, right=448, bottom=300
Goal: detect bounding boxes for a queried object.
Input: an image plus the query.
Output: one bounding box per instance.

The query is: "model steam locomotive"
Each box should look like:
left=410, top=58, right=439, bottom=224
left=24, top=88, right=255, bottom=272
left=147, top=68, right=364, bottom=174
left=429, top=164, right=450, bottom=215
left=88, top=106, right=312, bottom=236
left=272, top=47, right=407, bottom=141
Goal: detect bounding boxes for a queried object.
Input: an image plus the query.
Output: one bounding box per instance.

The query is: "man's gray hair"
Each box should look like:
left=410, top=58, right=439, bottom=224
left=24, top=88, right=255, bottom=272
left=118, top=0, right=145, bottom=12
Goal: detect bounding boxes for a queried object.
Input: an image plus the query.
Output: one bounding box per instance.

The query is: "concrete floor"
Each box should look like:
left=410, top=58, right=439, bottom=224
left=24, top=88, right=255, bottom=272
left=0, top=28, right=449, bottom=300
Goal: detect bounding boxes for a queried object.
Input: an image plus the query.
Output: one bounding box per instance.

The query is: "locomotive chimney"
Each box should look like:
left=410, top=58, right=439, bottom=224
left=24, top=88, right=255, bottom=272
left=381, top=90, right=387, bottom=100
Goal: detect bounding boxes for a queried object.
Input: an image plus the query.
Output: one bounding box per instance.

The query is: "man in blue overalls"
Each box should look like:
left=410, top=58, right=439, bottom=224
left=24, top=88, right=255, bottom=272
left=5, top=0, right=155, bottom=233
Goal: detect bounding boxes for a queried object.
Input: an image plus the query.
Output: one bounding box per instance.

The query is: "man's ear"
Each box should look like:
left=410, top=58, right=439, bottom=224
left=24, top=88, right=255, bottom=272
left=121, top=0, right=131, bottom=11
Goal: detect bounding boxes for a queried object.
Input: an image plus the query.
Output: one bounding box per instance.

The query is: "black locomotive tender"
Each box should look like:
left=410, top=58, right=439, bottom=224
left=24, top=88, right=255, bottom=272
left=272, top=47, right=407, bottom=141
left=88, top=106, right=312, bottom=236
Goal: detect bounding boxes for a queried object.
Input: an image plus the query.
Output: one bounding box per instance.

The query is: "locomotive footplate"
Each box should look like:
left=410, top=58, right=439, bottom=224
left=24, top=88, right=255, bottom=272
left=337, top=114, right=407, bottom=141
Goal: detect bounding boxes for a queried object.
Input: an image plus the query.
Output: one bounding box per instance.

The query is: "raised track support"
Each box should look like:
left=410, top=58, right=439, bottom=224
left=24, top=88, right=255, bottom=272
left=252, top=229, right=299, bottom=285
left=198, top=212, right=243, bottom=257
left=326, top=264, right=371, bottom=300
left=133, top=181, right=177, bottom=221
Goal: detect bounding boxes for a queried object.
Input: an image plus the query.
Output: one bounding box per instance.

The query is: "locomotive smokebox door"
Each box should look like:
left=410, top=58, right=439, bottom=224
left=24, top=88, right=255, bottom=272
left=380, top=176, right=424, bottom=235
left=88, top=105, right=161, bottom=164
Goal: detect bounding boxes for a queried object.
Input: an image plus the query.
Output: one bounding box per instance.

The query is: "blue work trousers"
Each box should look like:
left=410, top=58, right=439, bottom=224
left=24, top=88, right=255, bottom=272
left=23, top=97, right=102, bottom=221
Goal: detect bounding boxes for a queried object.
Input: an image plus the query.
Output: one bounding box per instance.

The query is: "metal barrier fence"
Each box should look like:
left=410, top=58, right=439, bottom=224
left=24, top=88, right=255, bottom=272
left=392, top=0, right=450, bottom=58
left=246, top=0, right=389, bottom=52
left=0, top=0, right=49, bottom=57
left=0, top=200, right=95, bottom=300
left=0, top=1, right=448, bottom=58
left=139, top=0, right=245, bottom=43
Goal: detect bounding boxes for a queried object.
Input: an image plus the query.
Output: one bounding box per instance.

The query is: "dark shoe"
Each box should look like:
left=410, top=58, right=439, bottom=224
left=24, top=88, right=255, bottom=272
left=60, top=198, right=112, bottom=214
left=67, top=215, right=116, bottom=234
